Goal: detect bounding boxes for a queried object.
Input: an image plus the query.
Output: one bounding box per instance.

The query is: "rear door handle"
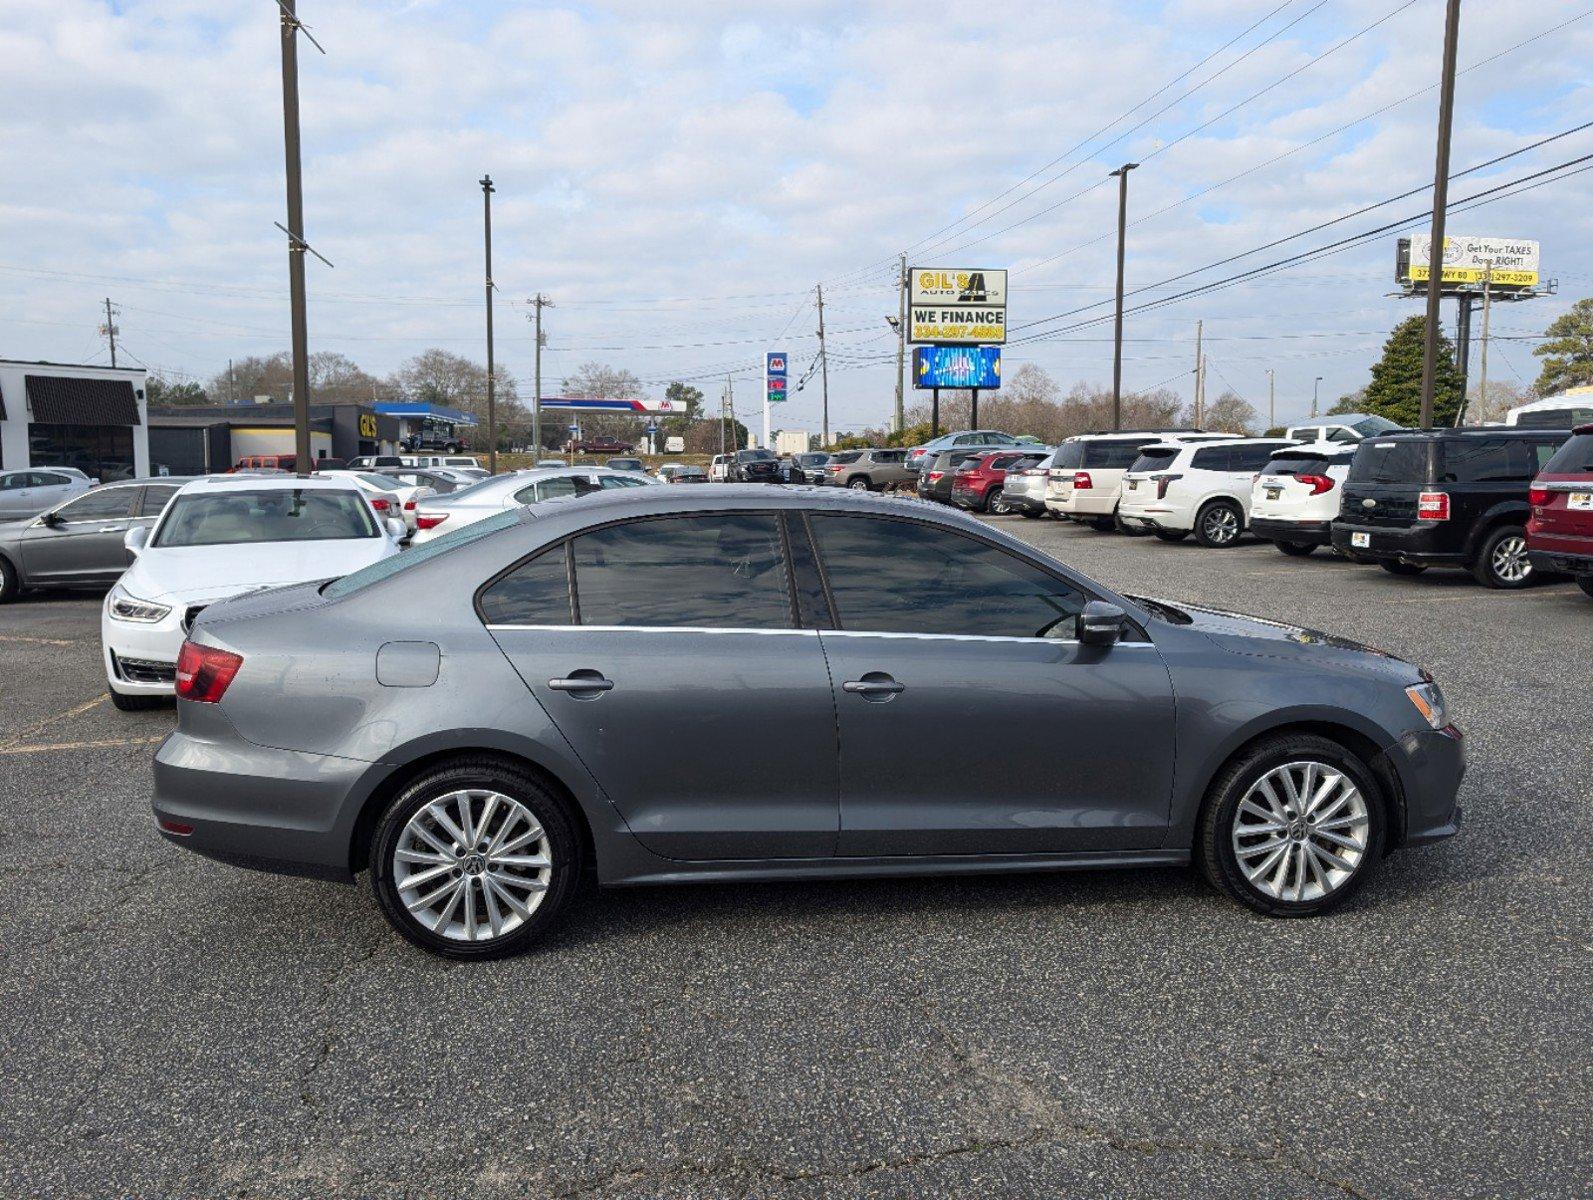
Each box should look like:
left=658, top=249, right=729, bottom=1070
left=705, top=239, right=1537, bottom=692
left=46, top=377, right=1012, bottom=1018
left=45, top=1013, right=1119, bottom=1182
left=547, top=671, right=614, bottom=695
left=843, top=673, right=905, bottom=700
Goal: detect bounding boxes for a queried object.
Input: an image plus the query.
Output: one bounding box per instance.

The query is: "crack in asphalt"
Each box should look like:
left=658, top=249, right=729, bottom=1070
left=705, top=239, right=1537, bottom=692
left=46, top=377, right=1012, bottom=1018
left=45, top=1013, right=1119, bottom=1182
left=296, top=930, right=388, bottom=1108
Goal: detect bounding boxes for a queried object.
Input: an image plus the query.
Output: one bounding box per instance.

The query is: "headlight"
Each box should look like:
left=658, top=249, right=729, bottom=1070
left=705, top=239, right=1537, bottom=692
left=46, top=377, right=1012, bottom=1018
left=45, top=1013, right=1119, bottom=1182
left=108, top=589, right=172, bottom=623
left=1405, top=682, right=1449, bottom=731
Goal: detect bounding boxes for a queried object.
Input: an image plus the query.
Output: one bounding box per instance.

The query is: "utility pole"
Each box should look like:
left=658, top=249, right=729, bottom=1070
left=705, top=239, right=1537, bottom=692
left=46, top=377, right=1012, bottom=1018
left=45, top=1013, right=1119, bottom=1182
left=894, top=252, right=907, bottom=434
left=1419, top=0, right=1463, bottom=431
left=1193, top=320, right=1204, bottom=425
left=1466, top=263, right=1495, bottom=427
left=1312, top=376, right=1323, bottom=418
left=277, top=0, right=316, bottom=477
left=480, top=174, right=497, bottom=474
left=1267, top=368, right=1275, bottom=430
left=102, top=298, right=119, bottom=367
left=1109, top=163, right=1138, bottom=431
left=529, top=293, right=551, bottom=453
left=228, top=358, right=236, bottom=404
left=816, top=283, right=830, bottom=447
left=722, top=375, right=732, bottom=455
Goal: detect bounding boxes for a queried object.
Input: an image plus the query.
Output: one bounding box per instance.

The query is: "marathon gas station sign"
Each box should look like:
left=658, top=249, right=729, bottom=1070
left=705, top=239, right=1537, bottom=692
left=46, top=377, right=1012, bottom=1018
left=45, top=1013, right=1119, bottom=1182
left=909, top=267, right=1007, bottom=345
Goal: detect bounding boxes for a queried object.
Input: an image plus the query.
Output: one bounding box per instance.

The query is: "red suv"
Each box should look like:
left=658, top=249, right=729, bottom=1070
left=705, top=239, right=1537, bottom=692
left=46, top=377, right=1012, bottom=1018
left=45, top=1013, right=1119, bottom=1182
left=950, top=449, right=1047, bottom=515
left=1526, top=423, right=1593, bottom=600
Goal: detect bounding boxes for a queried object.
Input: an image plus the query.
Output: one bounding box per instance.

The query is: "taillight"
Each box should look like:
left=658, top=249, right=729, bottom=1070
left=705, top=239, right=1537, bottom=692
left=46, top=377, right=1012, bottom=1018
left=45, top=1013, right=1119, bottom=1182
left=1154, top=473, right=1182, bottom=500
left=370, top=497, right=391, bottom=513
left=416, top=512, right=449, bottom=530
left=1417, top=491, right=1450, bottom=521
left=1298, top=473, right=1336, bottom=496
left=1528, top=485, right=1551, bottom=506
left=404, top=498, right=418, bottom=511
left=1074, top=472, right=1093, bottom=489
left=175, top=639, right=242, bottom=704
left=927, top=472, right=943, bottom=482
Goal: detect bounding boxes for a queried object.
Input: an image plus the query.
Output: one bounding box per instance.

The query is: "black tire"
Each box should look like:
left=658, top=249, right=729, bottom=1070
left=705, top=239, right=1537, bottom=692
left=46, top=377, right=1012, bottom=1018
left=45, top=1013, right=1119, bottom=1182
left=108, top=686, right=164, bottom=712
left=1470, top=523, right=1534, bottom=589
left=1578, top=577, right=1593, bottom=599
left=1193, top=499, right=1244, bottom=548
left=1196, top=732, right=1387, bottom=918
left=1274, top=540, right=1315, bottom=557
left=1088, top=516, right=1115, bottom=532
left=1154, top=530, right=1189, bottom=542
left=0, top=554, right=18, bottom=603
left=847, top=477, right=871, bottom=491
left=371, top=758, right=582, bottom=960
left=985, top=487, right=1009, bottom=515
left=1380, top=561, right=1426, bottom=576
left=1020, top=508, right=1042, bottom=519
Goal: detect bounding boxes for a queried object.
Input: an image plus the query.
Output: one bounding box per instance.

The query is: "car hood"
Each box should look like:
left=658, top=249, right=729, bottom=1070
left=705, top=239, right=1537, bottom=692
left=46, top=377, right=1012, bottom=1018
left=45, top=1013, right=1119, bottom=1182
left=1135, top=596, right=1422, bottom=679
left=122, top=539, right=393, bottom=603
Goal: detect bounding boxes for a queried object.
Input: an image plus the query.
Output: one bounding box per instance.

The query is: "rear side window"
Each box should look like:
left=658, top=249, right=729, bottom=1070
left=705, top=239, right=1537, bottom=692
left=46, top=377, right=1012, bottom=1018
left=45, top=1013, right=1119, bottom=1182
left=1349, top=440, right=1431, bottom=484
left=1128, top=447, right=1179, bottom=473
left=830, top=451, right=863, bottom=464
left=810, top=515, right=1084, bottom=639
left=1438, top=438, right=1526, bottom=484
left=1541, top=433, right=1593, bottom=473
left=571, top=514, right=792, bottom=629
left=1052, top=442, right=1085, bottom=469
left=479, top=547, right=573, bottom=625
left=1191, top=446, right=1232, bottom=471
left=1082, top=440, right=1151, bottom=469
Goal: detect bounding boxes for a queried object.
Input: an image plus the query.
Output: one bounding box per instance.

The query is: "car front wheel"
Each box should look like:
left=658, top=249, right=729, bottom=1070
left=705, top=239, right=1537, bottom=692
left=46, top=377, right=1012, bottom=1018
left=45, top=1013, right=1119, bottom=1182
left=1472, top=524, right=1533, bottom=589
left=1193, top=500, right=1243, bottom=547
left=1198, top=733, right=1385, bottom=917
left=372, top=759, right=581, bottom=959
left=0, top=554, right=18, bottom=603
left=847, top=478, right=871, bottom=490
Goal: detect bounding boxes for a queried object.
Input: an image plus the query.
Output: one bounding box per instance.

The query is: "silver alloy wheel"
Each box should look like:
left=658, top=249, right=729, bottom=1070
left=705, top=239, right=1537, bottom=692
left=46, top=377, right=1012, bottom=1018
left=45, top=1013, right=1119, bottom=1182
left=395, top=789, right=552, bottom=942
left=1203, top=505, right=1240, bottom=544
left=988, top=488, right=1008, bottom=514
left=1231, top=761, right=1370, bottom=903
left=1490, top=534, right=1531, bottom=584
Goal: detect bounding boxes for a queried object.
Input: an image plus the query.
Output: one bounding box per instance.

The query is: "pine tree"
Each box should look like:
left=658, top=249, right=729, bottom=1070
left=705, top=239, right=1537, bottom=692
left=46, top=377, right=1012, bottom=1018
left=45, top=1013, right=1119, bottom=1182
left=1363, top=315, right=1463, bottom=426
left=1532, top=297, right=1593, bottom=395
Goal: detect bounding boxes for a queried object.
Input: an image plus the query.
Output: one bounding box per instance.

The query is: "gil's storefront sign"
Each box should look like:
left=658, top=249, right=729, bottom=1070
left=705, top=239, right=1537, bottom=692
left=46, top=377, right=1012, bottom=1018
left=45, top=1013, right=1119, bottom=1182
left=909, top=267, right=1007, bottom=344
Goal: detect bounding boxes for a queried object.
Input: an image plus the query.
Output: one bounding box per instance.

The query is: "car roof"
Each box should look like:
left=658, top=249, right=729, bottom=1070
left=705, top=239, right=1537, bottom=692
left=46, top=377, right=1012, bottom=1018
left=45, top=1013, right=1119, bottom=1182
left=1366, top=427, right=1571, bottom=440
left=173, top=474, right=369, bottom=496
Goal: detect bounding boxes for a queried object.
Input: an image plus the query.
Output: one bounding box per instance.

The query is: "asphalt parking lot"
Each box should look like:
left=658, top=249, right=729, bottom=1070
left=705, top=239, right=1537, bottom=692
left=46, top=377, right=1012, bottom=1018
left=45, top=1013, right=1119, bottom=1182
left=1, top=518, right=1588, bottom=1200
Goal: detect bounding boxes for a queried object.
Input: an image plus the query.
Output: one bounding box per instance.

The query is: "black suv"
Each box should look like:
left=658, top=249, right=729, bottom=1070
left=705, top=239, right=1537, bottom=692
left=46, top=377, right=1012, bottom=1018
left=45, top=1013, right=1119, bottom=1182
left=728, top=448, right=783, bottom=483
left=1331, top=427, right=1571, bottom=588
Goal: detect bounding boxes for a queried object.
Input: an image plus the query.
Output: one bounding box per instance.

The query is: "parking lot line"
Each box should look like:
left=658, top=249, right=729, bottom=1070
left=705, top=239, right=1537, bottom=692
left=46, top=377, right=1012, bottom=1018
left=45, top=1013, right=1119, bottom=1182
left=0, top=634, right=79, bottom=647
left=0, top=735, right=166, bottom=757
left=1, top=693, right=109, bottom=749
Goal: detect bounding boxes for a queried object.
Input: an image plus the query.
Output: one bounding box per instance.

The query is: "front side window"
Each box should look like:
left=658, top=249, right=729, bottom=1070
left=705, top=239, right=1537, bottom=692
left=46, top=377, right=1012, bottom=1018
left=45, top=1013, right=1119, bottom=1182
left=53, top=487, right=137, bottom=522
left=152, top=489, right=378, bottom=548
left=810, top=515, right=1084, bottom=639
left=571, top=514, right=792, bottom=629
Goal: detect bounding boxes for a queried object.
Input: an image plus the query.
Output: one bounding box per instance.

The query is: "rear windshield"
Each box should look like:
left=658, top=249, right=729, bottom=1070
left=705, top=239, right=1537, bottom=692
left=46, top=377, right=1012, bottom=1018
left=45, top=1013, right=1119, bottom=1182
left=1348, top=439, right=1431, bottom=485
left=1264, top=452, right=1345, bottom=476
left=1542, top=433, right=1593, bottom=474
left=324, top=509, right=521, bottom=598
left=1052, top=442, right=1085, bottom=469
left=737, top=449, right=776, bottom=462
left=1127, top=447, right=1179, bottom=473
left=153, top=488, right=378, bottom=548
left=1082, top=439, right=1154, bottom=469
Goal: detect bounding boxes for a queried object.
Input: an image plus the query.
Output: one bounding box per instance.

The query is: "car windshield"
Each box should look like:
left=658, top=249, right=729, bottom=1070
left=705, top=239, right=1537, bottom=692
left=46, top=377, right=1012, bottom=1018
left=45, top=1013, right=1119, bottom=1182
left=737, top=450, right=776, bottom=462
left=1127, top=447, right=1179, bottom=472
left=1349, top=415, right=1402, bottom=436
left=1348, top=439, right=1431, bottom=484
left=152, top=488, right=378, bottom=548
left=324, top=508, right=520, bottom=597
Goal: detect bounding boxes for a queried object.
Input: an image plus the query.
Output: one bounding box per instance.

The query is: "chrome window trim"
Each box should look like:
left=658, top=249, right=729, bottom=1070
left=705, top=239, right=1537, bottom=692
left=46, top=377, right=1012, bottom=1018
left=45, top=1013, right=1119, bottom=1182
left=486, top=624, right=816, bottom=637
left=485, top=624, right=1157, bottom=647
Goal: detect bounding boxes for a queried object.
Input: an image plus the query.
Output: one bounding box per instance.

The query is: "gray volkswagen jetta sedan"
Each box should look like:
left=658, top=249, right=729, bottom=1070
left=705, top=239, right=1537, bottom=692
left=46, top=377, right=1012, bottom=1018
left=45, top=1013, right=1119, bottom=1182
left=152, top=486, right=1464, bottom=958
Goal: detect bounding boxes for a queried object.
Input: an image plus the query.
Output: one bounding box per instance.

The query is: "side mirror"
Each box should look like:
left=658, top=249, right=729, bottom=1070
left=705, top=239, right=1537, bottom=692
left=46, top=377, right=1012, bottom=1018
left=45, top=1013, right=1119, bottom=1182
left=1078, top=600, right=1128, bottom=647
left=385, top=517, right=407, bottom=540
left=41, top=511, right=64, bottom=528
left=124, top=525, right=149, bottom=555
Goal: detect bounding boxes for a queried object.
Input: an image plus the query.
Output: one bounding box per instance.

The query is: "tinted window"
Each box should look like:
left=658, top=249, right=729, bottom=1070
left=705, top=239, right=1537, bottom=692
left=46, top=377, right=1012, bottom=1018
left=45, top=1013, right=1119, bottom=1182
left=137, top=484, right=181, bottom=516
left=1232, top=443, right=1287, bottom=472
left=1083, top=439, right=1152, bottom=469
left=1515, top=406, right=1593, bottom=429
left=988, top=455, right=1022, bottom=471
left=53, top=488, right=137, bottom=521
left=479, top=547, right=573, bottom=625
left=1191, top=446, right=1232, bottom=471
left=830, top=451, right=863, bottom=465
left=872, top=450, right=907, bottom=464
left=1541, top=433, right=1593, bottom=474
left=784, top=514, right=834, bottom=629
left=1128, top=447, right=1179, bottom=473
left=1349, top=415, right=1402, bottom=436
left=810, top=515, right=1084, bottom=639
left=153, top=489, right=378, bottom=547
left=1264, top=453, right=1339, bottom=477
left=572, top=514, right=791, bottom=629
left=1052, top=442, right=1085, bottom=469
left=328, top=510, right=520, bottom=598
left=737, top=450, right=776, bottom=462
left=1348, top=440, right=1431, bottom=484
left=36, top=473, right=71, bottom=487
left=1439, top=438, right=1522, bottom=483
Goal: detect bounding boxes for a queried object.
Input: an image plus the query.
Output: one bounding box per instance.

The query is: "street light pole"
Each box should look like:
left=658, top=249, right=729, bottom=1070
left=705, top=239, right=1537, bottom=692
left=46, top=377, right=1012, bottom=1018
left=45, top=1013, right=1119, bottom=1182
left=1267, top=368, right=1275, bottom=430
left=1312, top=376, right=1323, bottom=418
left=894, top=253, right=907, bottom=434
left=278, top=0, right=313, bottom=477
left=480, top=174, right=497, bottom=475
left=1109, top=163, right=1138, bottom=432
left=1420, top=0, right=1463, bottom=430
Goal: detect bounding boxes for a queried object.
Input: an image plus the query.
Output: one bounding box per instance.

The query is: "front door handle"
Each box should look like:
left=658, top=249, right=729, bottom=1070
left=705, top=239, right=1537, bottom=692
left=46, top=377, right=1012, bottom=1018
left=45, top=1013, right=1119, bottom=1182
left=842, top=672, right=905, bottom=701
left=547, top=670, right=614, bottom=696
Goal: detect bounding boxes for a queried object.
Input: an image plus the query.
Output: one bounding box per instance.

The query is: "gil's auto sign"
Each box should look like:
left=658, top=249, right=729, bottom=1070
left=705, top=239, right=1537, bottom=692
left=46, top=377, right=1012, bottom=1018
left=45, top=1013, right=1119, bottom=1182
left=908, top=267, right=1007, bottom=344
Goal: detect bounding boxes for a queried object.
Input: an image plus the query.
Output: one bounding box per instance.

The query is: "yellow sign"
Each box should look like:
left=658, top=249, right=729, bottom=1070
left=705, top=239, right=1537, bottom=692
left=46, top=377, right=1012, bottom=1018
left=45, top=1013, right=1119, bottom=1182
left=359, top=414, right=377, bottom=437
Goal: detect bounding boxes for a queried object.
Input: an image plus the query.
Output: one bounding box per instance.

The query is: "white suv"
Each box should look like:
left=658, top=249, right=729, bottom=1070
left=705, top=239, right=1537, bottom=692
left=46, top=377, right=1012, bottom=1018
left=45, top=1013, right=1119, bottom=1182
left=1045, top=431, right=1234, bottom=530
left=1118, top=437, right=1297, bottom=547
left=1248, top=444, right=1358, bottom=557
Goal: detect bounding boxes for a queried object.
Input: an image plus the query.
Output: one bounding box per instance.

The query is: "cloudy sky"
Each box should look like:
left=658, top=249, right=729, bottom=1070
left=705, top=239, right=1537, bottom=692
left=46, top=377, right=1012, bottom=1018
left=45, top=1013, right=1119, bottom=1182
left=2, top=0, right=1590, bottom=432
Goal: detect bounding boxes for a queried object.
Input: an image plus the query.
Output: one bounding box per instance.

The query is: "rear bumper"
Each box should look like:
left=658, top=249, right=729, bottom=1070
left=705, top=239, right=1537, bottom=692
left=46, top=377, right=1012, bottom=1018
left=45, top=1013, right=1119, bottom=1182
left=152, top=723, right=374, bottom=883
left=1251, top=517, right=1332, bottom=545
left=1119, top=504, right=1186, bottom=532
left=1330, top=521, right=1464, bottom=566
left=1004, top=492, right=1048, bottom=513
left=1527, top=548, right=1593, bottom=576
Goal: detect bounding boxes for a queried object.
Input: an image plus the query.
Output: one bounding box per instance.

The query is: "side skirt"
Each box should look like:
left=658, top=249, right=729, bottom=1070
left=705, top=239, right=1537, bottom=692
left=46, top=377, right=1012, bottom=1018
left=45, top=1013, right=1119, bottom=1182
left=603, top=849, right=1190, bottom=888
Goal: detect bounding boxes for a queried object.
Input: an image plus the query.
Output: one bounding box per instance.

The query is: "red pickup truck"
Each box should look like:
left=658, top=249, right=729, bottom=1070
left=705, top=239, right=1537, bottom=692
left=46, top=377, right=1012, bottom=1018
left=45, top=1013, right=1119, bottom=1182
left=570, top=435, right=635, bottom=454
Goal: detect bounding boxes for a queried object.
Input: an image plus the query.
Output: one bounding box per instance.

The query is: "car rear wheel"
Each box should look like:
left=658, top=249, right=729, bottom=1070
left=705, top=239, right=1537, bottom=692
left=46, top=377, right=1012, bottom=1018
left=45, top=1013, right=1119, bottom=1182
left=0, top=554, right=18, bottom=603
left=1472, top=524, right=1533, bottom=589
left=986, top=488, right=1010, bottom=514
left=1088, top=516, right=1115, bottom=532
left=1154, top=530, right=1188, bottom=542
left=1274, top=540, right=1315, bottom=557
left=847, top=478, right=871, bottom=491
left=1578, top=577, right=1593, bottom=599
left=372, top=759, right=581, bottom=959
left=1193, top=500, right=1243, bottom=548
left=1197, top=733, right=1385, bottom=917
left=1020, top=508, right=1042, bottom=519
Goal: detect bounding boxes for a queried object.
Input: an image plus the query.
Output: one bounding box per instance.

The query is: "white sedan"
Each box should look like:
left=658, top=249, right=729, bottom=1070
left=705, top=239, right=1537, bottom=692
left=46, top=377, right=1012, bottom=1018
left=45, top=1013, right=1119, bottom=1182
left=319, top=470, right=436, bottom=533
left=102, top=475, right=404, bottom=710
left=408, top=466, right=658, bottom=546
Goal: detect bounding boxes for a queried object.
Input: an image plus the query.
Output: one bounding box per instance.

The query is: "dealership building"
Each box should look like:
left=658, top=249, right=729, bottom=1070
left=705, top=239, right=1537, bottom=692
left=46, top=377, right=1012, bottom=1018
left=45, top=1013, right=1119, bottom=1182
left=148, top=402, right=403, bottom=473
left=0, top=359, right=152, bottom=481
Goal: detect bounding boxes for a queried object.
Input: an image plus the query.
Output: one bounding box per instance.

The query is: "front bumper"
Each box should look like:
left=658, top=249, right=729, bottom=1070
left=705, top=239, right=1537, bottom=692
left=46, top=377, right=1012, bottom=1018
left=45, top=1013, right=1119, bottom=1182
left=1250, top=517, right=1332, bottom=545
left=1386, top=725, right=1467, bottom=848
left=102, top=604, right=188, bottom=695
left=1330, top=521, right=1463, bottom=566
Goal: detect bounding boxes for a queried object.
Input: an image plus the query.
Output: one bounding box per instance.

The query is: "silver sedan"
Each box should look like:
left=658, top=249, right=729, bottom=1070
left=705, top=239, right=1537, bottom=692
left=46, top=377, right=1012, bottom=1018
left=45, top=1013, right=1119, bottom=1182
left=408, top=466, right=658, bottom=545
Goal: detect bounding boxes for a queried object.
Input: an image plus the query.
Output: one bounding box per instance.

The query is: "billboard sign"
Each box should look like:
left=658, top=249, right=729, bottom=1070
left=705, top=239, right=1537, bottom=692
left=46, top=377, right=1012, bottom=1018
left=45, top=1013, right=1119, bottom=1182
left=766, top=350, right=788, bottom=405
left=908, top=267, right=1007, bottom=344
left=913, top=345, right=1001, bottom=389
left=1400, top=235, right=1540, bottom=290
